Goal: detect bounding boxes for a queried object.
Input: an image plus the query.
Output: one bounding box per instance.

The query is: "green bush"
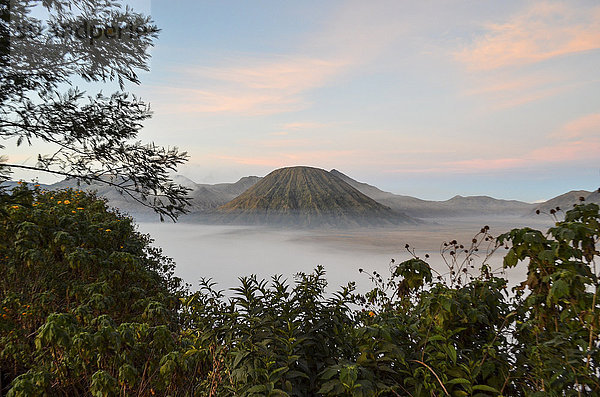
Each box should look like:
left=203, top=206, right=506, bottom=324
left=0, top=184, right=193, bottom=395
left=1, top=185, right=598, bottom=396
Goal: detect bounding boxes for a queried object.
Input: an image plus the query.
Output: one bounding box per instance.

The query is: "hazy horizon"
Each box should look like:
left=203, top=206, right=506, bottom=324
left=7, top=166, right=598, bottom=205
left=173, top=169, right=596, bottom=204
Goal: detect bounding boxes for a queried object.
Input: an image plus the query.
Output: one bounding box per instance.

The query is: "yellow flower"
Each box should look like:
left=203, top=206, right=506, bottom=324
left=72, top=210, right=76, bottom=213
left=77, top=207, right=84, bottom=210
left=63, top=200, right=70, bottom=204
left=368, top=311, right=375, bottom=317
left=11, top=205, right=19, bottom=209
left=105, top=229, right=111, bottom=232
left=57, top=201, right=62, bottom=204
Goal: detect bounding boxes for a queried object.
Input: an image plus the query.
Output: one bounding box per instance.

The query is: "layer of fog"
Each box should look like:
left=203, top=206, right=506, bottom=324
left=137, top=216, right=554, bottom=296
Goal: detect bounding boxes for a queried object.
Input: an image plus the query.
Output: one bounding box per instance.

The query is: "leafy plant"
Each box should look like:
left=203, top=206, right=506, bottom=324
left=500, top=202, right=600, bottom=393
left=0, top=184, right=193, bottom=395
left=1, top=185, right=598, bottom=396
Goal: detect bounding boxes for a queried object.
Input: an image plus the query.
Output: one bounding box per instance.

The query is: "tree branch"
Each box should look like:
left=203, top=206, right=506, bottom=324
left=2, top=163, right=190, bottom=221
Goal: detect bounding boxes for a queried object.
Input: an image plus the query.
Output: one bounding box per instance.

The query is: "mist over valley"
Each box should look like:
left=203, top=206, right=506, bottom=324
left=8, top=166, right=595, bottom=291
left=138, top=215, right=554, bottom=293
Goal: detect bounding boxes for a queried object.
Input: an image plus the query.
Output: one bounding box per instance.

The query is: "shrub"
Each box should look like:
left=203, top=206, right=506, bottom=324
left=1, top=185, right=598, bottom=396
left=0, top=184, right=191, bottom=395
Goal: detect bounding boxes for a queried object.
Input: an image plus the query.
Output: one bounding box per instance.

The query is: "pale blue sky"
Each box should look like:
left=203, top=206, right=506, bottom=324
left=8, top=0, right=600, bottom=202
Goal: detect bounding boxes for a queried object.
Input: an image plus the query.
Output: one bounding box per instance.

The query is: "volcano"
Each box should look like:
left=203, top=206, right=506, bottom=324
left=218, top=166, right=416, bottom=227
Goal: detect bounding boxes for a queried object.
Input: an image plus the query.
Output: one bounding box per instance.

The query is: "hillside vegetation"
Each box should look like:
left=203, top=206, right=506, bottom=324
left=1, top=184, right=599, bottom=396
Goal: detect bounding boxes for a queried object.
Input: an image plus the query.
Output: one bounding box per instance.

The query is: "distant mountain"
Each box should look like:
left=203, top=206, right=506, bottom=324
left=189, top=176, right=262, bottom=211
left=218, top=166, right=416, bottom=227
left=38, top=175, right=262, bottom=216
left=587, top=189, right=600, bottom=204
left=204, top=176, right=261, bottom=198
left=4, top=170, right=597, bottom=223
left=329, top=170, right=535, bottom=218
left=329, top=169, right=395, bottom=200
left=532, top=189, right=600, bottom=214
left=172, top=175, right=199, bottom=189
left=187, top=186, right=230, bottom=211
left=439, top=195, right=536, bottom=217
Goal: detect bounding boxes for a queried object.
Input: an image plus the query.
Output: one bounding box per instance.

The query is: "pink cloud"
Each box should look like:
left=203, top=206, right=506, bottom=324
left=560, top=113, right=600, bottom=139
left=489, top=83, right=575, bottom=110
left=456, top=2, right=600, bottom=70
left=150, top=56, right=347, bottom=116
left=461, top=72, right=599, bottom=112
left=198, top=58, right=344, bottom=91
left=529, top=139, right=599, bottom=162
left=464, top=74, right=555, bottom=97
left=386, top=112, right=600, bottom=175
left=154, top=87, right=301, bottom=115
left=442, top=139, right=598, bottom=173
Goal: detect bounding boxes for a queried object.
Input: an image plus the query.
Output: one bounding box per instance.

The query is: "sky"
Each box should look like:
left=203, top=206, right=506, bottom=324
left=8, top=0, right=600, bottom=202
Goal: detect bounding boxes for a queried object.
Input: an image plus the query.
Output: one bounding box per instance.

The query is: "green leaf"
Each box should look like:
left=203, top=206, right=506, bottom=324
left=268, top=389, right=290, bottom=397
left=446, top=378, right=471, bottom=385
left=340, top=366, right=358, bottom=387
left=247, top=385, right=267, bottom=393
left=270, top=366, right=289, bottom=377
left=538, top=250, right=554, bottom=263
left=287, top=370, right=309, bottom=379
left=472, top=384, right=501, bottom=393
left=233, top=350, right=250, bottom=368
left=452, top=391, right=469, bottom=397
left=357, top=352, right=370, bottom=365
left=447, top=345, right=457, bottom=364
left=548, top=279, right=569, bottom=303
left=320, top=367, right=339, bottom=380
left=503, top=249, right=518, bottom=268
left=318, top=380, right=339, bottom=394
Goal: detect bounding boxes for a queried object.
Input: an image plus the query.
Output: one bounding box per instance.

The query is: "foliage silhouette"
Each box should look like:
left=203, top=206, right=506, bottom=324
left=0, top=0, right=189, bottom=220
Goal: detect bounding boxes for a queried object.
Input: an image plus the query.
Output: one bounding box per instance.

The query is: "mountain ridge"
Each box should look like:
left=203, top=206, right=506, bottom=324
left=218, top=166, right=416, bottom=227
left=532, top=190, right=597, bottom=214
left=4, top=169, right=598, bottom=222
left=329, top=170, right=537, bottom=218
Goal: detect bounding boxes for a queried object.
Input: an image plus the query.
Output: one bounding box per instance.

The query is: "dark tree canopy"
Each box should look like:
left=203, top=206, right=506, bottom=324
left=0, top=0, right=190, bottom=220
